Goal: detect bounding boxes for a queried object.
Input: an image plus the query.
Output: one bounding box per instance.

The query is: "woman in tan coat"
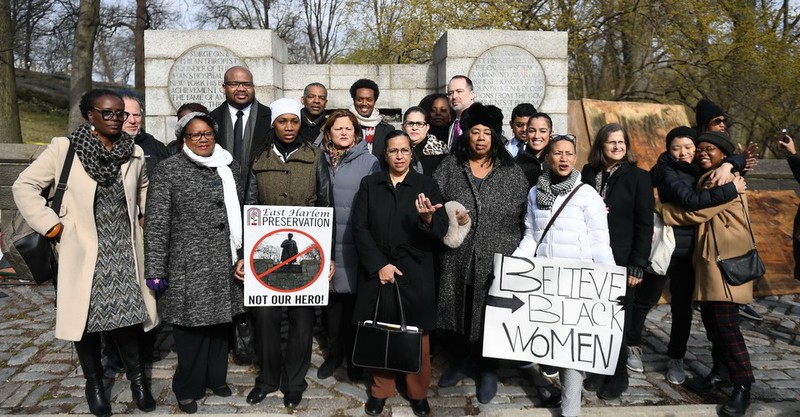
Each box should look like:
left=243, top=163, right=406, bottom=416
left=661, top=131, right=755, bottom=417
left=13, top=89, right=158, bottom=417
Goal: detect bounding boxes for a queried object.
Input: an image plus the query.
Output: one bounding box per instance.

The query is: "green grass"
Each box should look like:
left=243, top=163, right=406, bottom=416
left=18, top=99, right=68, bottom=145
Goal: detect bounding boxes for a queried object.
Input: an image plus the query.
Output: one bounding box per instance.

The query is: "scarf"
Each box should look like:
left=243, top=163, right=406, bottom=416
left=70, top=123, right=134, bottom=187
left=536, top=169, right=581, bottom=210
left=349, top=105, right=382, bottom=128
left=593, top=164, right=620, bottom=199
left=325, top=140, right=355, bottom=171
left=182, top=144, right=242, bottom=264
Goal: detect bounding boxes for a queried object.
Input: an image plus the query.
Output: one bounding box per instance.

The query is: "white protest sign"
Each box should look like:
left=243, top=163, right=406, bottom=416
left=483, top=254, right=627, bottom=375
left=244, top=205, right=333, bottom=306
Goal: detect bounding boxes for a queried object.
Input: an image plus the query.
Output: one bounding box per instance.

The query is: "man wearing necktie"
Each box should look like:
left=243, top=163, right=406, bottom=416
left=210, top=66, right=271, bottom=205
left=505, top=103, right=537, bottom=158
left=446, top=75, right=476, bottom=149
left=209, top=66, right=272, bottom=365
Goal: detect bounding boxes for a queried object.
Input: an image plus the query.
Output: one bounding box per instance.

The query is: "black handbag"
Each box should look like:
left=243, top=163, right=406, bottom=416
left=232, top=312, right=257, bottom=365
left=352, top=283, right=422, bottom=373
left=710, top=196, right=765, bottom=286
left=2, top=144, right=75, bottom=284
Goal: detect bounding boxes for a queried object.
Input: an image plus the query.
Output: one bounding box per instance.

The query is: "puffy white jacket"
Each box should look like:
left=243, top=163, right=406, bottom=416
left=513, top=181, right=615, bottom=265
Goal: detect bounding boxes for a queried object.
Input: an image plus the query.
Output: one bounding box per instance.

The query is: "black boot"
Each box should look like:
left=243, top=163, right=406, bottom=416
left=687, top=364, right=730, bottom=393
left=719, top=384, right=751, bottom=417
left=115, top=327, right=156, bottom=412
left=74, top=338, right=112, bottom=417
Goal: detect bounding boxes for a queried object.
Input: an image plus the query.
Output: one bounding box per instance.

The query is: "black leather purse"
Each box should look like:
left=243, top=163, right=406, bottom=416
left=711, top=196, right=765, bottom=286
left=351, top=283, right=422, bottom=373
left=3, top=144, right=75, bottom=284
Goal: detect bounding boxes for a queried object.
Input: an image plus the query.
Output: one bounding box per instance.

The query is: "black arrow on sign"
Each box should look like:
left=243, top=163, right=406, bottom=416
left=486, top=294, right=525, bottom=313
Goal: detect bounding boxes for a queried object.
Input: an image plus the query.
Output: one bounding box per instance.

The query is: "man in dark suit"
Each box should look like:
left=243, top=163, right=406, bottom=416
left=210, top=66, right=272, bottom=194
left=347, top=78, right=394, bottom=157
left=210, top=66, right=271, bottom=366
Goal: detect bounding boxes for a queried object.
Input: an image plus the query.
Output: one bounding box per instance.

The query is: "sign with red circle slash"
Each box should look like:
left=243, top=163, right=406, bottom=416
left=244, top=205, right=333, bottom=306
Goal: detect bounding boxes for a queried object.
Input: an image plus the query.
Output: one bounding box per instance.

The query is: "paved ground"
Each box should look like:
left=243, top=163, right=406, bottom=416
left=1, top=283, right=799, bottom=416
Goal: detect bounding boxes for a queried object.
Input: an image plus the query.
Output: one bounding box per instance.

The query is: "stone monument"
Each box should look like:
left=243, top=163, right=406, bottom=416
left=144, top=29, right=568, bottom=143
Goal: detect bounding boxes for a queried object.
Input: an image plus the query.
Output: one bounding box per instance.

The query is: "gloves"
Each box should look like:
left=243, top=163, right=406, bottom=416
left=146, top=277, right=168, bottom=291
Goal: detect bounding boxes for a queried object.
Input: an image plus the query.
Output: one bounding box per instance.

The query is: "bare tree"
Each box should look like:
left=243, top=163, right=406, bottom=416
left=1, top=0, right=22, bottom=143
left=68, top=0, right=100, bottom=130
left=301, top=0, right=344, bottom=63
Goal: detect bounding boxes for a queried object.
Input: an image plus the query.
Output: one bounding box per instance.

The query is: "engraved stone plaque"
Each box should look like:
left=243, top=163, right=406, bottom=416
left=469, top=45, right=546, bottom=135
left=168, top=45, right=246, bottom=111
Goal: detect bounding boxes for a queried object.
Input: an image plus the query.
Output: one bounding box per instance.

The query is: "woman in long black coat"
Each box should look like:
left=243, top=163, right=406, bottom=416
left=351, top=131, right=447, bottom=417
left=580, top=123, right=654, bottom=400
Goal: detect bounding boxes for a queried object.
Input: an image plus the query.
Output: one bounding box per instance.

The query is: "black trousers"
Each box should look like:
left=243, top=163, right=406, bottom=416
left=321, top=293, right=356, bottom=361
left=625, top=254, right=695, bottom=360
left=794, top=206, right=800, bottom=281
left=172, top=323, right=230, bottom=401
left=253, top=306, right=314, bottom=394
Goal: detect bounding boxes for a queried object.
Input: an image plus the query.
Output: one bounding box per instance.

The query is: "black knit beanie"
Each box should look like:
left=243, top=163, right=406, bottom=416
left=665, top=126, right=696, bottom=150
left=696, top=131, right=735, bottom=156
left=695, top=99, right=725, bottom=130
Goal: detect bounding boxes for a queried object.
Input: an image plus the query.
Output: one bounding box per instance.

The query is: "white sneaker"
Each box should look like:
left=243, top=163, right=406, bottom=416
left=627, top=346, right=644, bottom=373
left=665, top=358, right=686, bottom=385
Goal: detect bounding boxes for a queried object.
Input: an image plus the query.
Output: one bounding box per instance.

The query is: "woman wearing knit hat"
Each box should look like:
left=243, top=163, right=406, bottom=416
left=695, top=99, right=762, bottom=321
left=433, top=102, right=528, bottom=404
left=246, top=97, right=331, bottom=409
left=661, top=131, right=756, bottom=417
left=623, top=127, right=745, bottom=387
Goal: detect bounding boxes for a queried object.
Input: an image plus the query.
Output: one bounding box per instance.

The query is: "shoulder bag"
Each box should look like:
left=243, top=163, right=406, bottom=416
left=534, top=183, right=583, bottom=256
left=711, top=196, right=765, bottom=286
left=647, top=211, right=675, bottom=275
left=352, top=282, right=422, bottom=373
left=1, top=143, right=75, bottom=284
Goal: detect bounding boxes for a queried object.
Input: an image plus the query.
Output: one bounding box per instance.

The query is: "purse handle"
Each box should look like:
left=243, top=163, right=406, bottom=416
left=709, top=195, right=756, bottom=261
left=51, top=143, right=76, bottom=214
left=534, top=184, right=584, bottom=255
left=370, top=281, right=408, bottom=331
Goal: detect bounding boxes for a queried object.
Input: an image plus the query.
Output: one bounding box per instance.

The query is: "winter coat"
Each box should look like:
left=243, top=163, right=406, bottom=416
left=133, top=130, right=169, bottom=176
left=650, top=152, right=739, bottom=257
left=513, top=180, right=616, bottom=265
left=252, top=140, right=330, bottom=207
left=144, top=153, right=246, bottom=327
left=661, top=171, right=754, bottom=304
left=324, top=141, right=381, bottom=293
left=789, top=153, right=800, bottom=280
left=351, top=170, right=448, bottom=330
left=366, top=121, right=395, bottom=158
left=515, top=147, right=547, bottom=190
left=433, top=155, right=528, bottom=342
left=581, top=162, right=654, bottom=270
left=12, top=137, right=157, bottom=341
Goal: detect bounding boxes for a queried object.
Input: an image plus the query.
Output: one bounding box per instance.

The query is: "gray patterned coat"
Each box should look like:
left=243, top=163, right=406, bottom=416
left=144, top=153, right=246, bottom=327
left=433, top=155, right=528, bottom=342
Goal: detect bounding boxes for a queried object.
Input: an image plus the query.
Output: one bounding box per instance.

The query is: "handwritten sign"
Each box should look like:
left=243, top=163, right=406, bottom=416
left=483, top=254, right=627, bottom=375
left=244, top=205, right=333, bottom=306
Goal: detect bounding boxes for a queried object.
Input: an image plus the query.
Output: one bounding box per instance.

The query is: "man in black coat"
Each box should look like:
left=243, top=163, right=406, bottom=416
left=120, top=90, right=169, bottom=175
left=300, top=82, right=328, bottom=145
left=211, top=66, right=272, bottom=194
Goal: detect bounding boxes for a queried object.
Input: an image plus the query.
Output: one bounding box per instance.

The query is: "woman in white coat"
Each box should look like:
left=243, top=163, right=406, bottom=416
left=13, top=89, right=158, bottom=417
left=513, top=134, right=615, bottom=417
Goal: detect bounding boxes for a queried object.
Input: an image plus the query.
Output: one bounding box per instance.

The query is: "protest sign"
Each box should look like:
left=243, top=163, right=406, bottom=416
left=244, top=205, right=333, bottom=306
left=483, top=254, right=627, bottom=375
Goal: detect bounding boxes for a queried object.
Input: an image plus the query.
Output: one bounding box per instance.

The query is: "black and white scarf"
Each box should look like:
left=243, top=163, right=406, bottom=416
left=70, top=123, right=134, bottom=186
left=535, top=169, right=581, bottom=210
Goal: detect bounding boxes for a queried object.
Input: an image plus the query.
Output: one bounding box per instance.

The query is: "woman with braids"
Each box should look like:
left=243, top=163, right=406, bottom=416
left=13, top=89, right=157, bottom=417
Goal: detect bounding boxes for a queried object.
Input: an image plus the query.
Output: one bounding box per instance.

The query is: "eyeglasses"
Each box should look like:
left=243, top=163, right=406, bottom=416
left=223, top=81, right=255, bottom=89
left=695, top=146, right=718, bottom=154
left=550, top=134, right=576, bottom=143
left=184, top=131, right=215, bottom=142
left=91, top=108, right=129, bottom=121
left=386, top=148, right=411, bottom=156
left=710, top=117, right=726, bottom=126
left=403, top=121, right=427, bottom=128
